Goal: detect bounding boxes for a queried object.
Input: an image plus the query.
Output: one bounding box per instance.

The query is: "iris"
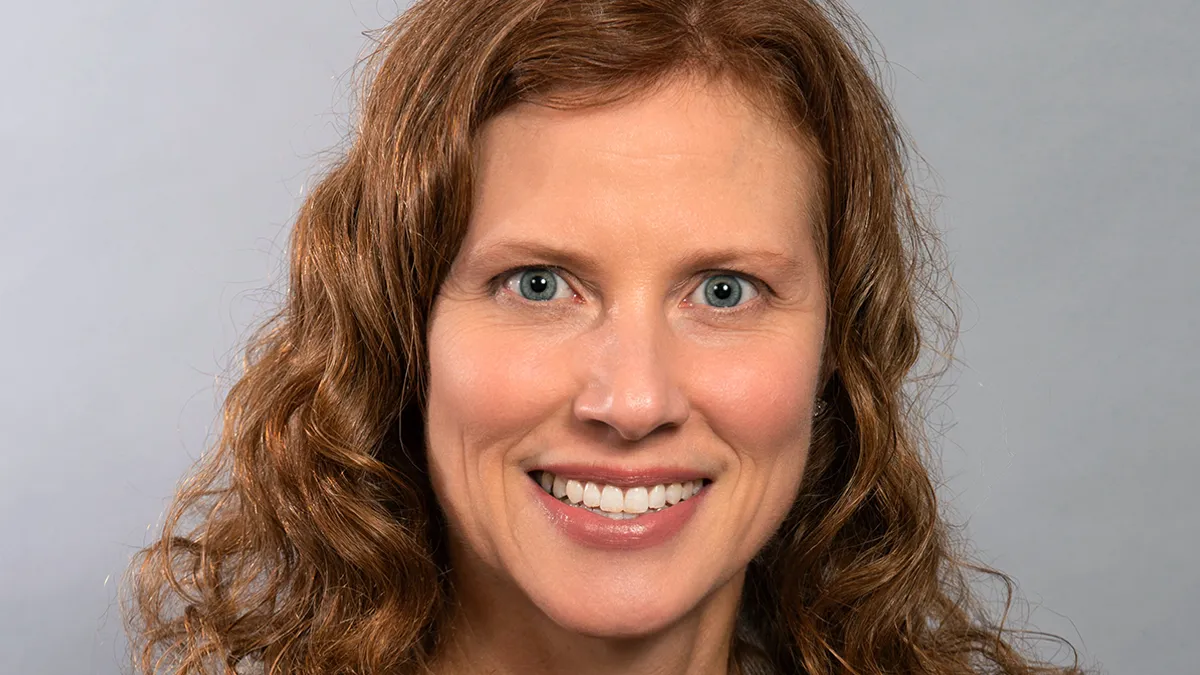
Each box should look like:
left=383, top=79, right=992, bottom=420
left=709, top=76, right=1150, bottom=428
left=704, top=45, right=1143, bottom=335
left=518, top=269, right=558, bottom=301
left=703, top=275, right=742, bottom=308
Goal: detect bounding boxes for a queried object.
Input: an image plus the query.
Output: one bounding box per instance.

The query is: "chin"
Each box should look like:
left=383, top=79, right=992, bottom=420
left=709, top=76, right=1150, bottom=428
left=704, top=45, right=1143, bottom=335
left=499, top=542, right=743, bottom=640
left=528, top=574, right=702, bottom=639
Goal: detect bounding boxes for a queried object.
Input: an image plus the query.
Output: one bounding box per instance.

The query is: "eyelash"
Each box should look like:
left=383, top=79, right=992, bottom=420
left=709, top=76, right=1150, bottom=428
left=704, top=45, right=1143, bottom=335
left=491, top=265, right=772, bottom=312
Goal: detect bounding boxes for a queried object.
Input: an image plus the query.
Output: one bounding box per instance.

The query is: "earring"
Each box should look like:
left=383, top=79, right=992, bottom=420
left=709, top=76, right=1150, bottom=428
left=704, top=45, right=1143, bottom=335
left=813, top=398, right=828, bottom=417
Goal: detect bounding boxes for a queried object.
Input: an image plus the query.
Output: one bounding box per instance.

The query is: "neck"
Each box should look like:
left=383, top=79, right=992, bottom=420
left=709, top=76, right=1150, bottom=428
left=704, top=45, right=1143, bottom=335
left=431, top=562, right=745, bottom=675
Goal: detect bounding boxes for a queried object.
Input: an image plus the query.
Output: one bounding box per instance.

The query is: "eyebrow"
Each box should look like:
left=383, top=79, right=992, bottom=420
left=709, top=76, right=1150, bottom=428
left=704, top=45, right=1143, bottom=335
left=461, top=238, right=808, bottom=282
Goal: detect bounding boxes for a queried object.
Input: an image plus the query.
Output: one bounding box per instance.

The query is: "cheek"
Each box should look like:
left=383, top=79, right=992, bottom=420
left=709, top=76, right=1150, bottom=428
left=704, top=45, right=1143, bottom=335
left=682, top=334, right=821, bottom=563
left=685, top=337, right=819, bottom=463
left=425, top=314, right=573, bottom=463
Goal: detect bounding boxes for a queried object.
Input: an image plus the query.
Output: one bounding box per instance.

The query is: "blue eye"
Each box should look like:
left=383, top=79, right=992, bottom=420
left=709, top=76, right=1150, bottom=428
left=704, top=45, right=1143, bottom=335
left=503, top=267, right=572, bottom=302
left=689, top=274, right=759, bottom=309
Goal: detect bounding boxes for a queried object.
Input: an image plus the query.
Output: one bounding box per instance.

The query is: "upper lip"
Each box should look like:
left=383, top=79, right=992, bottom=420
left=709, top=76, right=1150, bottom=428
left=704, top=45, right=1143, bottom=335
left=529, top=463, right=712, bottom=488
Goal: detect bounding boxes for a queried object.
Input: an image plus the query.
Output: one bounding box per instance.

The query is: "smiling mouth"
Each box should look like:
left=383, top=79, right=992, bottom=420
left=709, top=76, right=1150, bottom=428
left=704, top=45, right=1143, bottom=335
left=530, top=470, right=709, bottom=520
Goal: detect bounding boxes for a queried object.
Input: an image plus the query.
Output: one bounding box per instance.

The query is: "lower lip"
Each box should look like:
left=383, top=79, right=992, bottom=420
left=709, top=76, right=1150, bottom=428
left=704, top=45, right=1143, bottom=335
left=529, top=476, right=705, bottom=550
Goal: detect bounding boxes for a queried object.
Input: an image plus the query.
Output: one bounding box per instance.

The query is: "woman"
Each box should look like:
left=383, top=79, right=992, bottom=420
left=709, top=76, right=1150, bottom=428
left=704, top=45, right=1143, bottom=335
left=124, top=0, right=1087, bottom=673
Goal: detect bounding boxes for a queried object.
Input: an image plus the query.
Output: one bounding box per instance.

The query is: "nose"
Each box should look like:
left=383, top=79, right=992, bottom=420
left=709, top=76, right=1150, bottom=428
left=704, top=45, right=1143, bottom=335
left=572, top=307, right=690, bottom=443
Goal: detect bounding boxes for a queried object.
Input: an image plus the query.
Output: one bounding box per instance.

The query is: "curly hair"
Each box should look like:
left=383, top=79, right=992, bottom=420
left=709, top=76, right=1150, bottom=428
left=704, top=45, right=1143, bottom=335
left=123, top=1, right=1089, bottom=673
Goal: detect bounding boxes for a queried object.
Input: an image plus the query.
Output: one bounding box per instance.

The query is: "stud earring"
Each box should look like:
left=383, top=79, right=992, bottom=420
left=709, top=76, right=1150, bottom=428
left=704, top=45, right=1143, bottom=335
left=813, top=398, right=828, bottom=417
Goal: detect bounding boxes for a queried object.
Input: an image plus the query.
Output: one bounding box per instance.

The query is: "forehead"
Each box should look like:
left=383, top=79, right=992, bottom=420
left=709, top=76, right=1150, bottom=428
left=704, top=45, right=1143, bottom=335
left=499, top=74, right=792, bottom=151
left=466, top=74, right=822, bottom=255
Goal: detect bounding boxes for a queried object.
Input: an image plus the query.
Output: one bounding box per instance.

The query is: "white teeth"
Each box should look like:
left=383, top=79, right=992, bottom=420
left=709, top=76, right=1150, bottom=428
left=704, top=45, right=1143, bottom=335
left=623, top=486, right=649, bottom=514
left=534, top=472, right=706, bottom=517
left=582, top=481, right=602, bottom=508
left=566, top=479, right=584, bottom=504
left=648, top=484, right=666, bottom=509
left=600, top=485, right=624, bottom=513
left=665, top=483, right=683, bottom=505
left=600, top=511, right=637, bottom=520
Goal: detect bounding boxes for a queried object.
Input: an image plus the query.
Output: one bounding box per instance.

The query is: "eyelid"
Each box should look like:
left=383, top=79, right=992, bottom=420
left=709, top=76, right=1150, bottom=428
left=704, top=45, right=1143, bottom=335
left=698, top=268, right=772, bottom=295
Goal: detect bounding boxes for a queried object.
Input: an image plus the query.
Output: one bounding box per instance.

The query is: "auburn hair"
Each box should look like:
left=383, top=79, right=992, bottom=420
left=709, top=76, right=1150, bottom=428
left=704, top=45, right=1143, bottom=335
left=124, top=1, right=1088, bottom=673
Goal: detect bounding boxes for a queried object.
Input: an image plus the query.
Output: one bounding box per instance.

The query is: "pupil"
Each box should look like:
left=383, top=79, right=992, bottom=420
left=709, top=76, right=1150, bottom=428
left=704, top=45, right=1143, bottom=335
left=529, top=275, right=547, bottom=293
left=712, top=282, right=732, bottom=300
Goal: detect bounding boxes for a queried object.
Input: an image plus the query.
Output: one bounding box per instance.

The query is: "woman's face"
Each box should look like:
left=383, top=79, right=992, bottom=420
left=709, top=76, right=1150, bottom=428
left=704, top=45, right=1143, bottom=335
left=426, top=74, right=826, bottom=637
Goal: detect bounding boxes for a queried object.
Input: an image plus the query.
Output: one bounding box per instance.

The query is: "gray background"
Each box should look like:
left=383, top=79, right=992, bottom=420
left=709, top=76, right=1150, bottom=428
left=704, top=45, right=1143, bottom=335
left=1, top=1, right=1195, bottom=673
